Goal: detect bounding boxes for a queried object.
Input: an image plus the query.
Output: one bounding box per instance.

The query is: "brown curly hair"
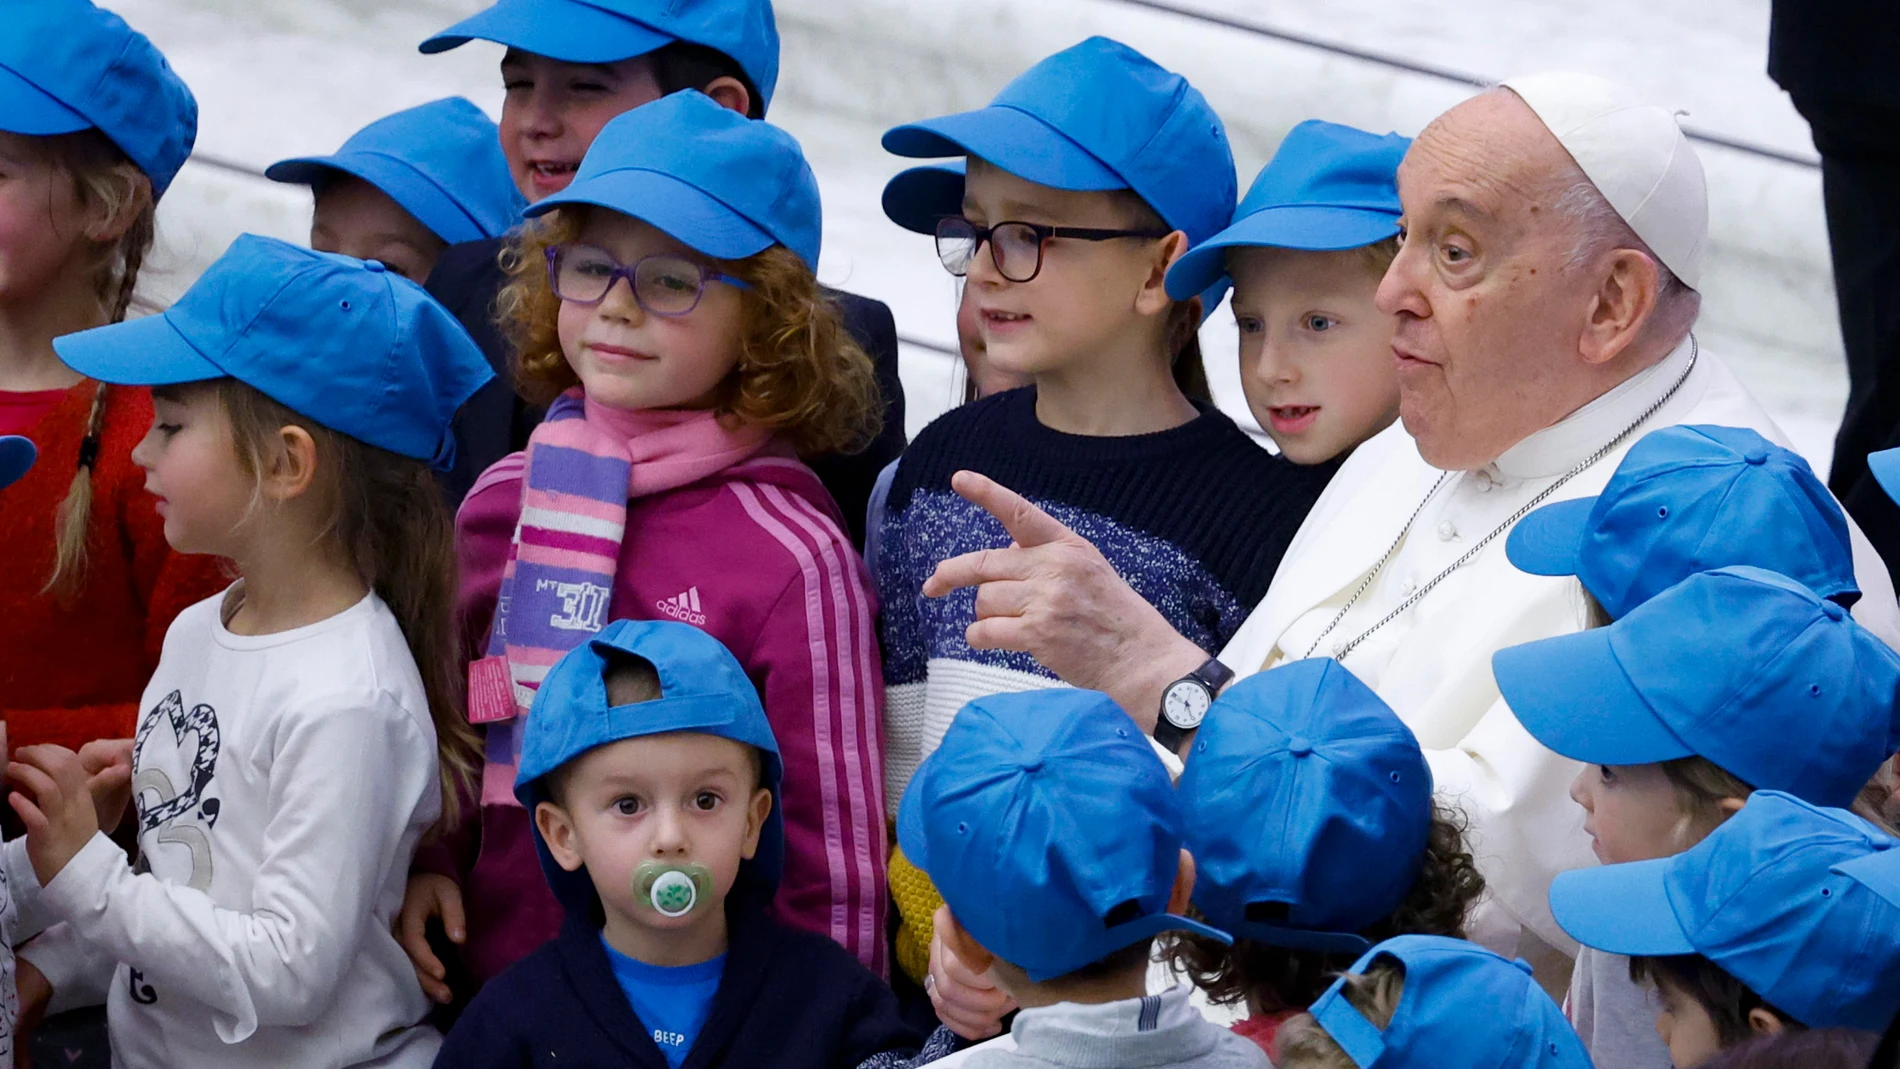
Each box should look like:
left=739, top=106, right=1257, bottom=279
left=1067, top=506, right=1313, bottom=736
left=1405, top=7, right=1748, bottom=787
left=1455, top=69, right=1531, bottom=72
left=496, top=205, right=881, bottom=457
left=1164, top=802, right=1485, bottom=1013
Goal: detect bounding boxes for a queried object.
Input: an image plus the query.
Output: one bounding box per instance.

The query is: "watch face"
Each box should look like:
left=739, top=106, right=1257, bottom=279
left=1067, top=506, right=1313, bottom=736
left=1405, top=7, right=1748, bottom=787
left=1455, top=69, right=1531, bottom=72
left=1163, top=680, right=1211, bottom=729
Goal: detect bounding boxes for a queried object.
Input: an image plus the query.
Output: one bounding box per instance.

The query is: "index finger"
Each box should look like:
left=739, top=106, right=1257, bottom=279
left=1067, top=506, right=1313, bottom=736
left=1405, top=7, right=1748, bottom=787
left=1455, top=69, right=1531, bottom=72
left=78, top=738, right=133, bottom=773
left=923, top=544, right=1039, bottom=599
left=950, top=471, right=1077, bottom=549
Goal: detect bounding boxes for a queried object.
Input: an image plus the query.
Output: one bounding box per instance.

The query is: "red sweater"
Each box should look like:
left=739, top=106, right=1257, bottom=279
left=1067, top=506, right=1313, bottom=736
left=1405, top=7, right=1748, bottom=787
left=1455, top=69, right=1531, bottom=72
left=0, top=382, right=229, bottom=751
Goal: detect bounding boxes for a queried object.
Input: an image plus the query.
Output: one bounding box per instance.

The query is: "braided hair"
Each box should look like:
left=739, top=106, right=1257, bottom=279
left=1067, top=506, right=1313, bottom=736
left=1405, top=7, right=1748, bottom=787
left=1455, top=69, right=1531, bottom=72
left=40, top=130, right=159, bottom=601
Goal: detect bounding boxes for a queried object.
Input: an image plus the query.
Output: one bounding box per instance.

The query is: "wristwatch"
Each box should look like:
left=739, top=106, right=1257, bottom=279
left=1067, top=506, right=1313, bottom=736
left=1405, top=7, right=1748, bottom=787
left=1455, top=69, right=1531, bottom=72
left=1155, top=657, right=1234, bottom=751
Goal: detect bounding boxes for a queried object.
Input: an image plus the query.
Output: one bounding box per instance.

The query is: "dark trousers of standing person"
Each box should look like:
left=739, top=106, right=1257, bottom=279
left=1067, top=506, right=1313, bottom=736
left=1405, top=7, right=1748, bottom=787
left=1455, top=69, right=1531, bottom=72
left=1802, top=96, right=1900, bottom=587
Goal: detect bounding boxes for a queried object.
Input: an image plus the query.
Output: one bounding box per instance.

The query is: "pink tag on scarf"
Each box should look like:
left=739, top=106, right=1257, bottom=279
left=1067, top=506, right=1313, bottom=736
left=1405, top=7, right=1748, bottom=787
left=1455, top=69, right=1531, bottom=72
left=467, top=655, right=519, bottom=725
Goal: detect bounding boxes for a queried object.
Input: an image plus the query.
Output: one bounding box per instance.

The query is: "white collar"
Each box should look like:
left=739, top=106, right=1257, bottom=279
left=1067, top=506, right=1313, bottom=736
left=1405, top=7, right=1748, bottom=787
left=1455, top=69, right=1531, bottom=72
left=1486, top=334, right=1696, bottom=482
left=1012, top=983, right=1201, bottom=1039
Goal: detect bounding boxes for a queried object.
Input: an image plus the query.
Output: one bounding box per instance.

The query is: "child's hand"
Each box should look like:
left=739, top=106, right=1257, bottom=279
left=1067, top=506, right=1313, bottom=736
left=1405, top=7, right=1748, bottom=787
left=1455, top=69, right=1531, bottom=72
left=928, top=904, right=1016, bottom=1040
left=9, top=744, right=103, bottom=887
left=396, top=873, right=466, bottom=1004
left=78, top=738, right=135, bottom=831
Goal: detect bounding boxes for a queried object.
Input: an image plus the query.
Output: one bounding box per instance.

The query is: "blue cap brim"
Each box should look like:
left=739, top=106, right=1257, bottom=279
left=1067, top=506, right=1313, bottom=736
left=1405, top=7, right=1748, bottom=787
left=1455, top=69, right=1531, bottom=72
left=1165, top=206, right=1401, bottom=300
left=1493, top=630, right=1695, bottom=766
left=883, top=107, right=1124, bottom=193
left=420, top=0, right=674, bottom=62
left=1548, top=858, right=1695, bottom=957
left=883, top=163, right=966, bottom=236
left=0, top=435, right=36, bottom=491
left=52, top=313, right=223, bottom=387
left=1234, top=920, right=1371, bottom=955
left=1504, top=497, right=1596, bottom=578
left=0, top=65, right=92, bottom=137
left=525, top=168, right=778, bottom=263
left=266, top=154, right=491, bottom=245
left=528, top=171, right=779, bottom=265
left=1871, top=449, right=1900, bottom=508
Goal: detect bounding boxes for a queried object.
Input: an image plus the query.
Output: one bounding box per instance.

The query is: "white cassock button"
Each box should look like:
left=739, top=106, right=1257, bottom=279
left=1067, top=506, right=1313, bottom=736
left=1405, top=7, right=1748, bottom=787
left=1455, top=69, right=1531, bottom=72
left=1437, top=520, right=1457, bottom=541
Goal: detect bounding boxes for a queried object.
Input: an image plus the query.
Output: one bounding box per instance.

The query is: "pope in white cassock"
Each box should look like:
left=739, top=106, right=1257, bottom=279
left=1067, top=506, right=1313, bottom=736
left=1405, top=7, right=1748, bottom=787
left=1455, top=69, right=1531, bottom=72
left=921, top=70, right=1900, bottom=1008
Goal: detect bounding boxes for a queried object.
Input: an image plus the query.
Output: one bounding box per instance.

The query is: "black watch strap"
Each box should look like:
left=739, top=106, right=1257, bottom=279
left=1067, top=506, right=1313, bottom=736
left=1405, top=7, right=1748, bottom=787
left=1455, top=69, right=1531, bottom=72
left=1154, top=657, right=1234, bottom=752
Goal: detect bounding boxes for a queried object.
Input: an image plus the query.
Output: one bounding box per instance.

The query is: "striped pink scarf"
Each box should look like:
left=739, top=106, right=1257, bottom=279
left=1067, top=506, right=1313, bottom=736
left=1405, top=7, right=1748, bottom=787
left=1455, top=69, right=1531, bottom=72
left=473, top=388, right=773, bottom=806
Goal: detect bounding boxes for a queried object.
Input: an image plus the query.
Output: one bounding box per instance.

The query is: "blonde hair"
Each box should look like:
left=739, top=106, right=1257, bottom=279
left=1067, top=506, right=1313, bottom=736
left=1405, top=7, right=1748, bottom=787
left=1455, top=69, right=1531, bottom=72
left=496, top=206, right=881, bottom=457
left=1276, top=960, right=1407, bottom=1069
left=194, top=379, right=480, bottom=832
left=42, top=129, right=160, bottom=601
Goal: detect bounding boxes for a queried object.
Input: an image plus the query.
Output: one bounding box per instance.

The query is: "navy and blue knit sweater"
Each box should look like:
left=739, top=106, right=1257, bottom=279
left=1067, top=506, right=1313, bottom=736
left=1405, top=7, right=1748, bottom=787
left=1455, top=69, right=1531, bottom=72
left=877, top=386, right=1339, bottom=808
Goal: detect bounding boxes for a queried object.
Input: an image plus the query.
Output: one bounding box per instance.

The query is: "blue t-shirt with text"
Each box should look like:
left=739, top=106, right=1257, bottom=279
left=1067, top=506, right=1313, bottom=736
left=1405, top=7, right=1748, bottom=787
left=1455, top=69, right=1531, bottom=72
left=602, top=936, right=726, bottom=1068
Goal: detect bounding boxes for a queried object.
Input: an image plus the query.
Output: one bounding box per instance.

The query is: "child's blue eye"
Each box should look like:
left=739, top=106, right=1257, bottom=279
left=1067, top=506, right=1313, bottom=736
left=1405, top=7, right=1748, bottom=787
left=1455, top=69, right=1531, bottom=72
left=1236, top=317, right=1264, bottom=335
left=1305, top=315, right=1334, bottom=333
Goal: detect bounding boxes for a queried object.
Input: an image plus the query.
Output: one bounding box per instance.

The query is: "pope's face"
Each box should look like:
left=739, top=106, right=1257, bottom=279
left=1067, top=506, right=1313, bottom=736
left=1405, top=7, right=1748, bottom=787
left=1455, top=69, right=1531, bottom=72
left=1376, top=90, right=1609, bottom=471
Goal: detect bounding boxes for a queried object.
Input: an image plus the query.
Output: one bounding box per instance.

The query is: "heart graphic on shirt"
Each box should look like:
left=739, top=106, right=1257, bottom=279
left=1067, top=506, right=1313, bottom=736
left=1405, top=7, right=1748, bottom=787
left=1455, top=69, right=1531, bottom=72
left=132, top=690, right=222, bottom=831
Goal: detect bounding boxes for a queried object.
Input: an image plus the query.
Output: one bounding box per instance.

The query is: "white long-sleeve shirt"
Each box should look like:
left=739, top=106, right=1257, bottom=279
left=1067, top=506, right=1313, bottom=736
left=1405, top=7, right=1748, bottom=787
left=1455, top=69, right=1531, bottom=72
left=23, top=587, right=441, bottom=1068
left=1219, top=338, right=1900, bottom=987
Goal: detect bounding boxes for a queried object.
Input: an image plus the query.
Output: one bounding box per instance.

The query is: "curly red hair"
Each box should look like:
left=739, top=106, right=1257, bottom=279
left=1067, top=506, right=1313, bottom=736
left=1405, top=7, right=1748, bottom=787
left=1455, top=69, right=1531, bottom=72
left=496, top=206, right=881, bottom=458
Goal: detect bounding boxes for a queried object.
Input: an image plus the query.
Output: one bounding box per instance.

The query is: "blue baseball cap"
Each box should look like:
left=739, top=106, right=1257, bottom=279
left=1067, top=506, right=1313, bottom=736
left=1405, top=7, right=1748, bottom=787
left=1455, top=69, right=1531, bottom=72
left=1179, top=660, right=1433, bottom=953
left=1508, top=425, right=1858, bottom=617
left=882, top=162, right=965, bottom=236
left=0, top=436, right=36, bottom=491
left=517, top=619, right=785, bottom=907
left=896, top=689, right=1230, bottom=982
left=1308, top=935, right=1591, bottom=1069
left=524, top=90, right=820, bottom=269
left=420, top=0, right=780, bottom=111
left=1166, top=120, right=1409, bottom=300
left=1550, top=791, right=1900, bottom=1031
left=266, top=98, right=526, bottom=245
left=0, top=0, right=197, bottom=197
left=1494, top=565, right=1900, bottom=809
left=883, top=36, right=1236, bottom=253
left=51, top=235, right=493, bottom=472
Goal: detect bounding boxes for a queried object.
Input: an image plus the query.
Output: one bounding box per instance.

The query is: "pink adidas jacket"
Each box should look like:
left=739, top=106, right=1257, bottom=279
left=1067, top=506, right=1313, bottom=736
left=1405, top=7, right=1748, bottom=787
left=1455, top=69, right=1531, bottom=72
left=422, top=449, right=889, bottom=983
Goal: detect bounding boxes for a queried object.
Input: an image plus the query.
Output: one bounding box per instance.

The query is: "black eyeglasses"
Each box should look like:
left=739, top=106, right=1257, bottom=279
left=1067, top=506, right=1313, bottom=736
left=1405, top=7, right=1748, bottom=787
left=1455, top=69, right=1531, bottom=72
left=544, top=244, right=751, bottom=317
left=934, top=217, right=1173, bottom=283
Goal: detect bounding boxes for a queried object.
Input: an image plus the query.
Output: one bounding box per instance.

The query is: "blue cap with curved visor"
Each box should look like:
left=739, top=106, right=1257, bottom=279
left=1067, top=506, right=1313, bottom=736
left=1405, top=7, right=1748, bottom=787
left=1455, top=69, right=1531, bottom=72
left=1167, top=119, right=1409, bottom=300
left=1507, top=425, right=1857, bottom=618
left=525, top=90, right=820, bottom=269
left=421, top=0, right=780, bottom=112
left=0, top=0, right=197, bottom=197
left=0, top=437, right=36, bottom=492
left=1180, top=660, right=1434, bottom=954
left=898, top=688, right=1231, bottom=982
left=51, top=235, right=494, bottom=471
left=517, top=618, right=785, bottom=908
left=883, top=162, right=965, bottom=236
left=883, top=36, right=1236, bottom=252
left=1494, top=566, right=1900, bottom=809
left=266, top=98, right=526, bottom=245
left=1308, top=935, right=1590, bottom=1069
left=1550, top=791, right=1900, bottom=1032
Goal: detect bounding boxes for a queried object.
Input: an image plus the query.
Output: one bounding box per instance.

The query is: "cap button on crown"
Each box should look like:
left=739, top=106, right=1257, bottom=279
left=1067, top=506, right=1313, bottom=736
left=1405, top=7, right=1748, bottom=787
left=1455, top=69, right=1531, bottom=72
left=363, top=259, right=387, bottom=273
left=1286, top=734, right=1313, bottom=757
left=1742, top=449, right=1768, bottom=465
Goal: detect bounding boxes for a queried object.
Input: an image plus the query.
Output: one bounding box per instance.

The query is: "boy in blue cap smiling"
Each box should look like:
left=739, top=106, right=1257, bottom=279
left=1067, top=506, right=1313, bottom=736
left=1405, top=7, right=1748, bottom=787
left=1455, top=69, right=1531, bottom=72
left=437, top=620, right=941, bottom=1069
left=898, top=688, right=1266, bottom=1068
left=413, top=0, right=909, bottom=530
left=877, top=40, right=1338, bottom=1007
left=1549, top=791, right=1900, bottom=1067
left=267, top=98, right=525, bottom=284
left=1272, top=935, right=1590, bottom=1069
left=1166, top=120, right=1411, bottom=468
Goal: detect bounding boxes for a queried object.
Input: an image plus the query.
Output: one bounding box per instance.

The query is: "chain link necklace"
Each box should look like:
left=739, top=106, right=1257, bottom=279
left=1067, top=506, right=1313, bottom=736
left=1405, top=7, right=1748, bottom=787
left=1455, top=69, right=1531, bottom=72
left=1302, top=336, right=1699, bottom=663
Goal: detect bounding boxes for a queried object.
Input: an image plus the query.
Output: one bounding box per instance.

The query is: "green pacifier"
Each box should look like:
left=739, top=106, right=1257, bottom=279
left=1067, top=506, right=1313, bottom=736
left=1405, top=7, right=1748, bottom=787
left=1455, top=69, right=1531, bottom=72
left=635, top=861, right=713, bottom=918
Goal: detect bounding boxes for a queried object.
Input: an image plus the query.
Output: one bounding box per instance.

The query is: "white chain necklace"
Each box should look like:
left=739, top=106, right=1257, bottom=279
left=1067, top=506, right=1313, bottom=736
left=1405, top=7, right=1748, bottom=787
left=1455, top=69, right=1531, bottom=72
left=1302, top=336, right=1700, bottom=663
